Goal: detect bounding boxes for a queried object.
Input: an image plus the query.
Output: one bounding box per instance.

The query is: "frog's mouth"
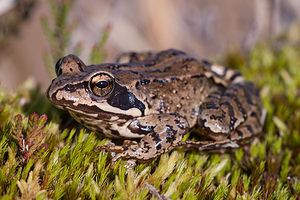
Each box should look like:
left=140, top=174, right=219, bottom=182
left=66, top=103, right=135, bottom=121
left=48, top=88, right=135, bottom=121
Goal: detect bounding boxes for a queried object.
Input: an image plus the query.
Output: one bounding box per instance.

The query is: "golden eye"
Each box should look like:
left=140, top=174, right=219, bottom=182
left=90, top=73, right=114, bottom=97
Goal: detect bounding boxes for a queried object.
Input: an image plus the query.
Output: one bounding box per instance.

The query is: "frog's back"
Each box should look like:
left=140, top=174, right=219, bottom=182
left=115, top=49, right=206, bottom=80
left=110, top=49, right=219, bottom=126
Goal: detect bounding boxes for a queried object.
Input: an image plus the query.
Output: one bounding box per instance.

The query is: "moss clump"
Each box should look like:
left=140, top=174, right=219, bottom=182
left=0, top=33, right=300, bottom=199
left=1, top=0, right=300, bottom=197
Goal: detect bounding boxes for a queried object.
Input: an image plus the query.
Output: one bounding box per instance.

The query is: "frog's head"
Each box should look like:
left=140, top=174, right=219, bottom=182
left=47, top=54, right=146, bottom=121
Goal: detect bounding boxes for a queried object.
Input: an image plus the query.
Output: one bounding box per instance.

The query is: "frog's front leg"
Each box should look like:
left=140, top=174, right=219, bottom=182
left=99, top=114, right=189, bottom=165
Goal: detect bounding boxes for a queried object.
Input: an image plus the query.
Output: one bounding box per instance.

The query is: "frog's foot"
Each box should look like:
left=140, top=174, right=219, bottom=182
left=98, top=141, right=154, bottom=168
left=110, top=143, right=154, bottom=164
left=101, top=114, right=189, bottom=166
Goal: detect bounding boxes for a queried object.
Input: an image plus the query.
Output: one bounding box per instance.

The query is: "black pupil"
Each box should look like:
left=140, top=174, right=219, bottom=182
left=96, top=81, right=109, bottom=88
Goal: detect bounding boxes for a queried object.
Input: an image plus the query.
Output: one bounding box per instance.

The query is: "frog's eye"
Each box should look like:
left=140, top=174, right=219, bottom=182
left=89, top=73, right=115, bottom=97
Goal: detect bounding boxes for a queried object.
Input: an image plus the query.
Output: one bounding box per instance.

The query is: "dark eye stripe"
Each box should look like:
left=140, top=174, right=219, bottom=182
left=107, top=83, right=145, bottom=115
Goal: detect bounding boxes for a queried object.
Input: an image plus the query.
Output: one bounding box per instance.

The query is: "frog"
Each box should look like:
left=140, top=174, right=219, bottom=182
left=47, top=49, right=265, bottom=165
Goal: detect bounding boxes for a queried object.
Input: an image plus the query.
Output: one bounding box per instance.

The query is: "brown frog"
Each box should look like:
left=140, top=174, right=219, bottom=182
left=47, top=49, right=265, bottom=165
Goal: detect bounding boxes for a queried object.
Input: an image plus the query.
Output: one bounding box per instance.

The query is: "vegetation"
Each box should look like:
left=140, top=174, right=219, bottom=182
left=0, top=0, right=300, bottom=199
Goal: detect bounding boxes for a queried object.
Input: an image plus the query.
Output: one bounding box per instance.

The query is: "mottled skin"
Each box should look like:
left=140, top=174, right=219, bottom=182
left=47, top=49, right=265, bottom=164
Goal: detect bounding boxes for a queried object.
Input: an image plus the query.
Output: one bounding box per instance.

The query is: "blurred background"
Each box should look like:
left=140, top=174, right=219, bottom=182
left=0, top=0, right=300, bottom=90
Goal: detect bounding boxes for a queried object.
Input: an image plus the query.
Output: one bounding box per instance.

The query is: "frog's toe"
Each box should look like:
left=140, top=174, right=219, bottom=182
left=122, top=140, right=138, bottom=146
left=111, top=146, right=157, bottom=164
left=111, top=152, right=129, bottom=164
left=96, top=144, right=126, bottom=152
left=109, top=152, right=138, bottom=168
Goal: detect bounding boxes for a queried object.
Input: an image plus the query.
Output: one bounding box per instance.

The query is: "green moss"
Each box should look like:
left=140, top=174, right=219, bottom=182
left=0, top=39, right=300, bottom=199
left=1, top=1, right=300, bottom=198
